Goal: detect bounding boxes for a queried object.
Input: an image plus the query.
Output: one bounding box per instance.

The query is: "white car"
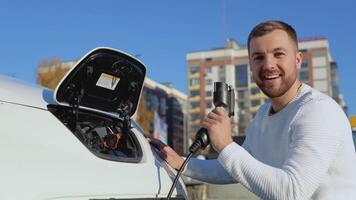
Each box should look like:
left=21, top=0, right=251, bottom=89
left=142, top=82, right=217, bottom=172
left=0, top=47, right=187, bottom=200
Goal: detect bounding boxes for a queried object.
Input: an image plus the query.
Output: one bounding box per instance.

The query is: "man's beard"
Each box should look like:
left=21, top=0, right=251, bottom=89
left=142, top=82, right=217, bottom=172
left=256, top=73, right=297, bottom=98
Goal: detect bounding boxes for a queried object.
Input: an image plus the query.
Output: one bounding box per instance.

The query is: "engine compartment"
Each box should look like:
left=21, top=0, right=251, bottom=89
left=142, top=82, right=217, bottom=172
left=48, top=105, right=142, bottom=163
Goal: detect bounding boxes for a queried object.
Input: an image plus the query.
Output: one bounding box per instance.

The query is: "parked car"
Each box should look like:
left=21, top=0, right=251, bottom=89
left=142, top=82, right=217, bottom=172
left=0, top=47, right=187, bottom=199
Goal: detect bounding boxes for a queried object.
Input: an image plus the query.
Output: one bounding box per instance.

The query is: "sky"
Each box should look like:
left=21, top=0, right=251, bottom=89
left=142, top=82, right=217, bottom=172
left=0, top=0, right=356, bottom=115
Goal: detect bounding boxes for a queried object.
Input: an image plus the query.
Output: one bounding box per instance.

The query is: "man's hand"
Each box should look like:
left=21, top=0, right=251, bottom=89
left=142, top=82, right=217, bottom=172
left=148, top=137, right=184, bottom=170
left=202, top=107, right=233, bottom=153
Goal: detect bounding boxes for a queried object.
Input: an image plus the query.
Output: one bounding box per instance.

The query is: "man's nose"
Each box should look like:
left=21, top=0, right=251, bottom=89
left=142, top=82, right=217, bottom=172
left=262, top=55, right=276, bottom=70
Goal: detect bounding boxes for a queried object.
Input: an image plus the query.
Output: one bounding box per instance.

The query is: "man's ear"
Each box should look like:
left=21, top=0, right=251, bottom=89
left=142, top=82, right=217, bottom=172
left=296, top=51, right=303, bottom=69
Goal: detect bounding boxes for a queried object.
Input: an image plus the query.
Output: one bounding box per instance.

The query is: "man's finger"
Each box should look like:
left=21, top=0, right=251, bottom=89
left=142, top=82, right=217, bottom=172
left=207, top=111, right=220, bottom=120
left=151, top=144, right=167, bottom=160
left=147, top=137, right=166, bottom=150
left=203, top=117, right=216, bottom=125
left=201, top=120, right=209, bottom=129
left=213, top=107, right=228, bottom=116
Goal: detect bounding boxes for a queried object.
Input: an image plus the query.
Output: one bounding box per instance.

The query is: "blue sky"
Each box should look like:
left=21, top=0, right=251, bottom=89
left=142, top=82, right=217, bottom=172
left=1, top=0, right=355, bottom=115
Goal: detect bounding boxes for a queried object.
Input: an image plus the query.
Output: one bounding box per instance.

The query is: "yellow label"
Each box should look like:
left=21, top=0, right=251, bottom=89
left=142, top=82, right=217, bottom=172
left=96, top=73, right=120, bottom=90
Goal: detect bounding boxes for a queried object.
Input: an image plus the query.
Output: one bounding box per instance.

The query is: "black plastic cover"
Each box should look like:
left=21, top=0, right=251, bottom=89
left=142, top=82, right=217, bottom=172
left=54, top=47, right=146, bottom=117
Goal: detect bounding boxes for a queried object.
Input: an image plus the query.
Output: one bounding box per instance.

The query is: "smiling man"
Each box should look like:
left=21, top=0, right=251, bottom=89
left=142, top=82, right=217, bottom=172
left=150, top=20, right=356, bottom=199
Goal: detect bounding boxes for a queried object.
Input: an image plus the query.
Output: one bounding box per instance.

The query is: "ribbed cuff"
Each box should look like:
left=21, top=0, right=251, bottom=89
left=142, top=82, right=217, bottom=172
left=217, top=142, right=244, bottom=170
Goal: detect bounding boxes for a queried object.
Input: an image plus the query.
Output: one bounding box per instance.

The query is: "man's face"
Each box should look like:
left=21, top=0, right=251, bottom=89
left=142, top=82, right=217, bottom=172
left=249, top=29, right=302, bottom=98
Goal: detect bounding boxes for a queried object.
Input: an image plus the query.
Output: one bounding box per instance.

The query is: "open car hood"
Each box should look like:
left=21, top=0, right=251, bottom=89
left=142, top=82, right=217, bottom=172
left=54, top=47, right=146, bottom=117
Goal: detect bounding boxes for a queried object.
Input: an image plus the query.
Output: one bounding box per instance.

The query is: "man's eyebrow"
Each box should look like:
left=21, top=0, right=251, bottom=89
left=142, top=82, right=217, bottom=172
left=250, top=52, right=263, bottom=58
left=273, top=47, right=286, bottom=52
left=251, top=47, right=287, bottom=57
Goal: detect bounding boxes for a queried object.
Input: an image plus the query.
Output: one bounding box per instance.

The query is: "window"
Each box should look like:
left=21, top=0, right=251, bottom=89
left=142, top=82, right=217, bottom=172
left=235, top=64, right=248, bottom=87
left=219, top=66, right=226, bottom=82
left=299, top=70, right=308, bottom=82
left=312, top=51, right=326, bottom=57
left=301, top=59, right=308, bottom=68
left=190, top=89, right=199, bottom=97
left=205, top=67, right=212, bottom=73
left=250, top=87, right=260, bottom=95
left=300, top=49, right=307, bottom=53
left=205, top=79, right=212, bottom=85
left=299, top=60, right=309, bottom=83
left=251, top=99, right=261, bottom=107
left=149, top=95, right=159, bottom=111
left=238, top=102, right=245, bottom=109
left=190, top=101, right=200, bottom=108
left=190, top=113, right=200, bottom=121
left=190, top=66, right=200, bottom=73
left=190, top=78, right=200, bottom=86
left=237, top=90, right=245, bottom=99
left=206, top=91, right=212, bottom=97
left=159, top=97, right=166, bottom=115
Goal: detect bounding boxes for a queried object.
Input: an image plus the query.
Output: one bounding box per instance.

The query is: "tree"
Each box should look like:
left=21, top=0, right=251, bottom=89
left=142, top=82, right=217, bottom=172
left=136, top=92, right=154, bottom=137
left=37, top=58, right=69, bottom=89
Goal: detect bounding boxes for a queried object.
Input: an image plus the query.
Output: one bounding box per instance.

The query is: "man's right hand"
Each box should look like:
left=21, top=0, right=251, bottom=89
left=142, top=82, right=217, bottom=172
left=147, top=137, right=184, bottom=170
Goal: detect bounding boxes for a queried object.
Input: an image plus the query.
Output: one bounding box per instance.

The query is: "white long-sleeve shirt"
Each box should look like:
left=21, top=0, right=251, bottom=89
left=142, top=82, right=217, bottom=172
left=184, top=84, right=356, bottom=199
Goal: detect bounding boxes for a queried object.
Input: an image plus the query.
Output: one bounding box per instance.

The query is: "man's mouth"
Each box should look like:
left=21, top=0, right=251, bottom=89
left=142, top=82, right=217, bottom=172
left=263, top=74, right=281, bottom=80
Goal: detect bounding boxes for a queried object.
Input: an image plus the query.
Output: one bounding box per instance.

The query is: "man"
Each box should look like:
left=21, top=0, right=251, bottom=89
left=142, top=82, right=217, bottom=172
left=150, top=20, right=356, bottom=199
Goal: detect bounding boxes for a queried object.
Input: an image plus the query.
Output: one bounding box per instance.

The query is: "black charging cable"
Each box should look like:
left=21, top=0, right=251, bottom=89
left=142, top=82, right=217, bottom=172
left=166, top=82, right=234, bottom=199
left=166, top=128, right=211, bottom=199
left=166, top=152, right=193, bottom=199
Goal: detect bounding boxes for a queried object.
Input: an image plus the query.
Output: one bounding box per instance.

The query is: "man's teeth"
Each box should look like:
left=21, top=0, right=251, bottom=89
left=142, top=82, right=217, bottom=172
left=264, top=75, right=280, bottom=80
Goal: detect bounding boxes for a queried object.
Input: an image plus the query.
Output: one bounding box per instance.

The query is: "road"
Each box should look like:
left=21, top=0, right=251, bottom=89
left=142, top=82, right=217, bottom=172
left=206, top=183, right=259, bottom=200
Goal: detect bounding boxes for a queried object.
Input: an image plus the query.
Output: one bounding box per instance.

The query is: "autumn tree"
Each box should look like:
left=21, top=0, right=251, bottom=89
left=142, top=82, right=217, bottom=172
left=136, top=92, right=154, bottom=137
left=37, top=58, right=70, bottom=89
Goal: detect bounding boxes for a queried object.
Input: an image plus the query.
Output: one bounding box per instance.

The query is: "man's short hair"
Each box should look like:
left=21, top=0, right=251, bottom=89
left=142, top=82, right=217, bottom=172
left=247, top=20, right=298, bottom=52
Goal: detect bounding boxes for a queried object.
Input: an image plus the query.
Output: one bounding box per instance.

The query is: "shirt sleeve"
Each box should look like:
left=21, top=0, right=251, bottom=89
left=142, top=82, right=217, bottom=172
left=182, top=157, right=237, bottom=184
left=217, top=99, right=346, bottom=199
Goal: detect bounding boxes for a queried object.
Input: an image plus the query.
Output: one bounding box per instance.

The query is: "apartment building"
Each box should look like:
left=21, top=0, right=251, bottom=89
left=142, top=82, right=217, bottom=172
left=143, top=78, right=188, bottom=155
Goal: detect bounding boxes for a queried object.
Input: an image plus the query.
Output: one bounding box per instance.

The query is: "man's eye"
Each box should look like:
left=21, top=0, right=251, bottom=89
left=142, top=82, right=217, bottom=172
left=275, top=52, right=285, bottom=57
left=254, top=56, right=263, bottom=61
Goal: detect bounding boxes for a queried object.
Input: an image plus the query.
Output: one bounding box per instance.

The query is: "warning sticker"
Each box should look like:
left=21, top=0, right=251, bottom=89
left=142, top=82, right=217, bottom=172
left=96, top=73, right=120, bottom=90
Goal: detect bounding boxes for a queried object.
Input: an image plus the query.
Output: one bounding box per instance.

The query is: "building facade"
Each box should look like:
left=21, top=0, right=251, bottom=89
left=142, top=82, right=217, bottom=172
left=142, top=78, right=188, bottom=155
left=186, top=37, right=345, bottom=137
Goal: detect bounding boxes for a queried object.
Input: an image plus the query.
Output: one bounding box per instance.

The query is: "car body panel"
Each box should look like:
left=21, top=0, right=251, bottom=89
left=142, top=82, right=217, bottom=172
left=0, top=80, right=186, bottom=200
left=0, top=75, right=54, bottom=109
